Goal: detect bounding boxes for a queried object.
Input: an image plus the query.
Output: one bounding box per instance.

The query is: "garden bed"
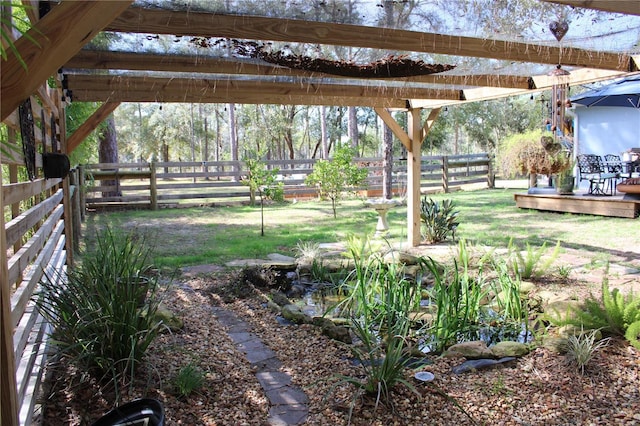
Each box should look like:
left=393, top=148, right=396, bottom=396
left=38, top=260, right=640, bottom=425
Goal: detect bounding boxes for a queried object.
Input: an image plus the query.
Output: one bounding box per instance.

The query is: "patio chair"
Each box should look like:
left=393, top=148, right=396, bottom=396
left=577, top=154, right=617, bottom=195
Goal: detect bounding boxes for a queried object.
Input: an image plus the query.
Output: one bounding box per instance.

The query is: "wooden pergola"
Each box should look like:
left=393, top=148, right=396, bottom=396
left=1, top=1, right=639, bottom=424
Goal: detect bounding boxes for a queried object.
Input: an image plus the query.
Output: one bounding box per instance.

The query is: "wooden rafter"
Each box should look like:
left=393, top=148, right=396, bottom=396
left=65, top=74, right=464, bottom=105
left=0, top=0, right=134, bottom=121
left=541, top=0, right=640, bottom=16
left=105, top=7, right=638, bottom=72
left=64, top=50, right=534, bottom=89
left=66, top=102, right=120, bottom=153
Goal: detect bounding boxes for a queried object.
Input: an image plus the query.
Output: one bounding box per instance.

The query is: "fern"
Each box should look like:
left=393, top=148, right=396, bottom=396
left=547, top=269, right=640, bottom=349
left=508, top=239, right=560, bottom=279
left=624, top=321, right=640, bottom=350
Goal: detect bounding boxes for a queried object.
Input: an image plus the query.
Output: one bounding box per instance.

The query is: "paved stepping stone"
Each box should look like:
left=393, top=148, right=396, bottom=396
left=212, top=307, right=308, bottom=425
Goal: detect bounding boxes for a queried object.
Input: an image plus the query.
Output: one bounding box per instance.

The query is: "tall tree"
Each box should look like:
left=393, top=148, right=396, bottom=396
left=98, top=115, right=120, bottom=196
left=228, top=103, right=238, bottom=180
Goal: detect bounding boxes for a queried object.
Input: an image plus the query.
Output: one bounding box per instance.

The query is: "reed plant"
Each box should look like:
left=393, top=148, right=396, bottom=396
left=328, top=246, right=422, bottom=418
left=422, top=257, right=487, bottom=353
left=35, top=227, right=165, bottom=392
left=491, top=259, right=528, bottom=323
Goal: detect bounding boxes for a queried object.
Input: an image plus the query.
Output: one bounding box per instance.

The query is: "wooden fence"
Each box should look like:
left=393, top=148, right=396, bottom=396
left=83, top=153, right=494, bottom=209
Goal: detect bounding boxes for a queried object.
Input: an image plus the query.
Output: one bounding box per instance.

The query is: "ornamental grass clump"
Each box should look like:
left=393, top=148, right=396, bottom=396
left=35, top=227, right=165, bottom=390
left=564, top=328, right=610, bottom=375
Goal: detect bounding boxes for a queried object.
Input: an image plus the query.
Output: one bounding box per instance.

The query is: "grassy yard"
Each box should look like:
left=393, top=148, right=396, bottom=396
left=82, top=188, right=640, bottom=269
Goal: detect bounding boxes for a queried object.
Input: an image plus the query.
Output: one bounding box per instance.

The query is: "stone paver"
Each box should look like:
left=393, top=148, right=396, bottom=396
left=212, top=306, right=308, bottom=425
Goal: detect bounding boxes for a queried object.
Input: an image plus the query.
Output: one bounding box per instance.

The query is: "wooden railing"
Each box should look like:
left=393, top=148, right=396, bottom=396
left=82, top=153, right=493, bottom=209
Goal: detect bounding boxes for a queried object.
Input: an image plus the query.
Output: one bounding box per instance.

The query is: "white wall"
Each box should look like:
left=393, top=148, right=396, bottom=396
left=574, top=106, right=640, bottom=156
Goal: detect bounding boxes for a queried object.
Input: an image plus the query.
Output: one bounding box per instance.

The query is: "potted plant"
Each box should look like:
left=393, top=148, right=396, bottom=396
left=497, top=130, right=572, bottom=190
left=554, top=155, right=575, bottom=195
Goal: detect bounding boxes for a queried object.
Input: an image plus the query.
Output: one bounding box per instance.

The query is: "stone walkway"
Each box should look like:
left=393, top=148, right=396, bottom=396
left=211, top=306, right=309, bottom=425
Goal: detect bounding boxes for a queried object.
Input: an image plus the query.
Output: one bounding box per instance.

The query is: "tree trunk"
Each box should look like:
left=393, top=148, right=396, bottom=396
left=98, top=114, right=121, bottom=197
left=228, top=103, right=239, bottom=181
left=348, top=106, right=358, bottom=149
left=285, top=106, right=296, bottom=161
left=320, top=106, right=328, bottom=159
left=382, top=123, right=393, bottom=199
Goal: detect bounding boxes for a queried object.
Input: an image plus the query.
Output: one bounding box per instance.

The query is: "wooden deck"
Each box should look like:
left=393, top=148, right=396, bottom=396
left=514, top=191, right=640, bottom=219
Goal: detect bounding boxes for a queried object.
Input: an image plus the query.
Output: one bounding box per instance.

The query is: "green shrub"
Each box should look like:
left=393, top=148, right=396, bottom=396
left=174, top=363, right=205, bottom=398
left=419, top=197, right=459, bottom=243
left=35, top=228, right=164, bottom=389
left=305, top=144, right=368, bottom=218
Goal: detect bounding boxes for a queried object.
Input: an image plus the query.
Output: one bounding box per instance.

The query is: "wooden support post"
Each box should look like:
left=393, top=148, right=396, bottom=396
left=407, top=108, right=422, bottom=247
left=150, top=162, right=158, bottom=211
left=487, top=156, right=495, bottom=188
left=70, top=169, right=82, bottom=253
left=79, top=165, right=86, bottom=221
left=1, top=162, right=19, bottom=426
left=442, top=155, right=450, bottom=193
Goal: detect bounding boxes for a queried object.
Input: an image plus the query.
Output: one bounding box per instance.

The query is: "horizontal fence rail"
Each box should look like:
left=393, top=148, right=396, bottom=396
left=82, top=153, right=493, bottom=210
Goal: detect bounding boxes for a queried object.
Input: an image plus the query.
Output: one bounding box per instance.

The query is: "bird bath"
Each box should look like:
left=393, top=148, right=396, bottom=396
left=365, top=198, right=400, bottom=236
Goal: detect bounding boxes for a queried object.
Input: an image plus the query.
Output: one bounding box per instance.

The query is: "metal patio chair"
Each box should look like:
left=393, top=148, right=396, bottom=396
left=577, top=154, right=617, bottom=195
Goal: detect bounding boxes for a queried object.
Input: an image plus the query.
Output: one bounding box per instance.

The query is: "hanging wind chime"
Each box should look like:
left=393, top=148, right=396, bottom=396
left=548, top=20, right=571, bottom=140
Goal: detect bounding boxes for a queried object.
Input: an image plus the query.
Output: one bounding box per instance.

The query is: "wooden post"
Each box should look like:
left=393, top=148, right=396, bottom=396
left=150, top=162, right=158, bottom=210
left=1, top=160, right=19, bottom=426
left=487, top=155, right=495, bottom=189
left=442, top=155, right=450, bottom=193
left=407, top=108, right=422, bottom=247
left=70, top=169, right=82, bottom=253
left=78, top=165, right=86, bottom=221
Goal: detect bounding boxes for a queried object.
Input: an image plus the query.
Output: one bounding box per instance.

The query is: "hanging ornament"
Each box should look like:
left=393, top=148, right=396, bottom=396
left=549, top=20, right=569, bottom=42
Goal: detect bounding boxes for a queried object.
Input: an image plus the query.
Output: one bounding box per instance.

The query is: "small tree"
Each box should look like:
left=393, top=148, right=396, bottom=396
left=243, top=158, right=283, bottom=236
left=305, top=144, right=368, bottom=218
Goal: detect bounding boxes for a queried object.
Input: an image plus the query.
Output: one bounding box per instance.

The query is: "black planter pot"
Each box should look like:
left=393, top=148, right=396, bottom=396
left=91, top=398, right=164, bottom=426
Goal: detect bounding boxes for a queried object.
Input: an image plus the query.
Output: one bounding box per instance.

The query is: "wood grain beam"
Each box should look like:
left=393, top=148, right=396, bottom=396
left=65, top=74, right=463, bottom=104
left=420, top=108, right=441, bottom=142
left=541, top=0, right=640, bottom=16
left=1, top=0, right=133, bottom=121
left=71, top=89, right=408, bottom=108
left=374, top=108, right=411, bottom=150
left=65, top=50, right=534, bottom=89
left=66, top=102, right=120, bottom=154
left=1, top=165, right=18, bottom=426
left=106, top=7, right=635, bottom=72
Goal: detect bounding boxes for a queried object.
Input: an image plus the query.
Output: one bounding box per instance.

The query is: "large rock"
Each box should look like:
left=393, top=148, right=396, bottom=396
left=312, top=317, right=352, bottom=343
left=154, top=303, right=183, bottom=331
left=445, top=341, right=494, bottom=359
left=490, top=341, right=529, bottom=358
left=281, top=304, right=311, bottom=324
left=382, top=250, right=420, bottom=265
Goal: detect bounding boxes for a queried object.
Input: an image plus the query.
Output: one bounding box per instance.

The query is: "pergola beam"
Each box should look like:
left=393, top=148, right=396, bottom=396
left=106, top=7, right=638, bottom=72
left=0, top=0, right=133, bottom=121
left=64, top=50, right=534, bottom=89
left=65, top=74, right=464, bottom=105
left=67, top=102, right=120, bottom=153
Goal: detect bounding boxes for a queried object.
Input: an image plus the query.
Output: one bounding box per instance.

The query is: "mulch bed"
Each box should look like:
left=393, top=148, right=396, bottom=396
left=38, top=268, right=640, bottom=425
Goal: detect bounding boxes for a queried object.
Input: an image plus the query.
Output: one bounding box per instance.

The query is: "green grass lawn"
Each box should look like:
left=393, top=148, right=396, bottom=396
left=81, top=188, right=640, bottom=269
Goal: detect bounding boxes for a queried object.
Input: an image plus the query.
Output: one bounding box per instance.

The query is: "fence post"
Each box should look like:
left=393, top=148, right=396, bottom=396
left=150, top=162, right=158, bottom=210
left=442, top=155, right=450, bottom=193
left=69, top=169, right=82, bottom=253
left=487, top=155, right=496, bottom=189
